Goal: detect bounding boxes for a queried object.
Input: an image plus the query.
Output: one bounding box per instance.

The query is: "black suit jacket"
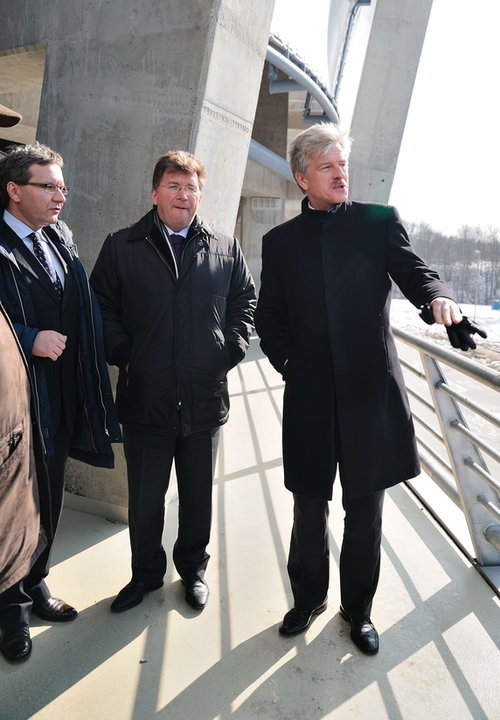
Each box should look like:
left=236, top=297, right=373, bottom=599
left=2, top=226, right=78, bottom=434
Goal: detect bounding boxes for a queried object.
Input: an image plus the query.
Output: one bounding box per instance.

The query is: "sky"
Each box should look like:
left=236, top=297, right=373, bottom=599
left=271, top=0, right=500, bottom=236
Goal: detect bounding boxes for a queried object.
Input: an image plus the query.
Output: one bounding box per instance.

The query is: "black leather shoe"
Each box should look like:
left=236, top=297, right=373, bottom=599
left=110, top=579, right=163, bottom=613
left=339, top=606, right=379, bottom=655
left=0, top=627, right=32, bottom=662
left=32, top=597, right=78, bottom=622
left=279, top=602, right=327, bottom=636
left=183, top=578, right=209, bottom=610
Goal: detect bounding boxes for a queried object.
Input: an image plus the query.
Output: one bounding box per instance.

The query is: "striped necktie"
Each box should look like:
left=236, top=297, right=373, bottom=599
left=29, top=232, right=64, bottom=298
left=169, top=233, right=185, bottom=265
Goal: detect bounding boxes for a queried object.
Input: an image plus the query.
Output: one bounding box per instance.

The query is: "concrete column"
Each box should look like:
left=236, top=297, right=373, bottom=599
left=348, top=0, right=434, bottom=203
left=0, top=0, right=275, bottom=518
left=239, top=61, right=289, bottom=284
left=238, top=194, right=285, bottom=291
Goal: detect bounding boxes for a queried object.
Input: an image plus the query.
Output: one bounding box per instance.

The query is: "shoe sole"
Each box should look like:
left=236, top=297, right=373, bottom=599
left=32, top=610, right=78, bottom=622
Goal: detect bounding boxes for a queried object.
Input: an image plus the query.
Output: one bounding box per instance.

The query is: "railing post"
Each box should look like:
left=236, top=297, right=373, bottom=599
left=420, top=352, right=500, bottom=568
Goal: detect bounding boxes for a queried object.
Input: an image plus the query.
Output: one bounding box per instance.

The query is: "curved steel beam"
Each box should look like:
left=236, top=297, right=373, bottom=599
left=248, top=139, right=293, bottom=182
left=266, top=45, right=340, bottom=124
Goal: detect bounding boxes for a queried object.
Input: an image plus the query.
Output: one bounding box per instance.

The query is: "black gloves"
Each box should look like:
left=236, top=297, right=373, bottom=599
left=419, top=304, right=487, bottom=351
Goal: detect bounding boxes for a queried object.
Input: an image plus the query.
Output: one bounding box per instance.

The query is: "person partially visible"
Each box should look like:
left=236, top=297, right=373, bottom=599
left=255, top=123, right=485, bottom=656
left=0, top=103, right=51, bottom=664
left=0, top=141, right=121, bottom=663
left=0, top=102, right=22, bottom=131
left=0, top=302, right=51, bottom=660
left=91, top=150, right=256, bottom=614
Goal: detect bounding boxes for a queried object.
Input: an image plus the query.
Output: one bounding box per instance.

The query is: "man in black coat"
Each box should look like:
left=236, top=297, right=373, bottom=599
left=91, top=150, right=256, bottom=613
left=255, top=123, right=478, bottom=655
left=0, top=142, right=121, bottom=662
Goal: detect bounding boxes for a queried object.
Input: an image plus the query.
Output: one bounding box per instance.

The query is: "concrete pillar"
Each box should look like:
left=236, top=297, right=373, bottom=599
left=238, top=61, right=289, bottom=283
left=348, top=0, right=434, bottom=203
left=238, top=194, right=284, bottom=291
left=0, top=0, right=275, bottom=518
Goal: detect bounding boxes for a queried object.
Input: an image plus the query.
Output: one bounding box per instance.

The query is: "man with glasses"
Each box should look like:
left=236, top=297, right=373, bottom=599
left=91, top=150, right=255, bottom=613
left=0, top=142, right=121, bottom=662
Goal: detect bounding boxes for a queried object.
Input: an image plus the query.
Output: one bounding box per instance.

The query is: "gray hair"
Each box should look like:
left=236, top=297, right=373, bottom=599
left=289, top=123, right=352, bottom=181
left=0, top=142, right=63, bottom=209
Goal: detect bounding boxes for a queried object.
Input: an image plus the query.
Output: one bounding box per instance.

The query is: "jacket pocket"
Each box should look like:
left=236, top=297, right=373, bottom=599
left=0, top=422, right=26, bottom=475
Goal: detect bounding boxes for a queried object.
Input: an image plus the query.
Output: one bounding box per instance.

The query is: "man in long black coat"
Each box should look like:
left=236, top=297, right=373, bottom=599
left=255, top=123, right=467, bottom=655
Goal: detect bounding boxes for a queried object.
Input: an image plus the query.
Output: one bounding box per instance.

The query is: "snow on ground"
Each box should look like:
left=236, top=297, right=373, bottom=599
left=390, top=298, right=500, bottom=371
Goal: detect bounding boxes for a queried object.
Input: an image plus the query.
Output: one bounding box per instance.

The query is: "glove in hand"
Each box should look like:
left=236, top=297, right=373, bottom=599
left=419, top=305, right=487, bottom=351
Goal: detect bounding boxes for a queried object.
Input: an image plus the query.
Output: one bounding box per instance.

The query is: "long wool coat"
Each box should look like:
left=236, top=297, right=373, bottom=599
left=0, top=303, right=51, bottom=594
left=255, top=199, right=454, bottom=500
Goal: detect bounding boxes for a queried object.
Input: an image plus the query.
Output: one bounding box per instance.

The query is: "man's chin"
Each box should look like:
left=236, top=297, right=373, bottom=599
left=332, top=190, right=348, bottom=204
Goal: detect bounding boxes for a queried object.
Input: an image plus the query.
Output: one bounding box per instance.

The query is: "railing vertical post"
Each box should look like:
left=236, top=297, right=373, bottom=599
left=420, top=352, right=500, bottom=567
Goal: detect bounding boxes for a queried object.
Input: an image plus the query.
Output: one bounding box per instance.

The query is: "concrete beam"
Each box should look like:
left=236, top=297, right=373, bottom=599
left=348, top=0, right=434, bottom=203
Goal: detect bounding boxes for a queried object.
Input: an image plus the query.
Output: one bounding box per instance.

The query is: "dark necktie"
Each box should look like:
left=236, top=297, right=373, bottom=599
left=169, top=233, right=185, bottom=265
left=29, top=232, right=64, bottom=297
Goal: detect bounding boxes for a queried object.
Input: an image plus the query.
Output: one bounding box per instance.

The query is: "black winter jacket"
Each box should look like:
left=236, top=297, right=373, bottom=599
left=90, top=209, right=256, bottom=435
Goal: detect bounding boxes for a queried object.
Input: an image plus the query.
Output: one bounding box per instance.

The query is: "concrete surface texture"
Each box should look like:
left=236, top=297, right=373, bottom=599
left=1, top=338, right=499, bottom=720
left=0, top=0, right=274, bottom=260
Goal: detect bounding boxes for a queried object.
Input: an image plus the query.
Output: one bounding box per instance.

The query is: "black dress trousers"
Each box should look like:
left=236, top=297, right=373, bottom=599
left=123, top=425, right=220, bottom=585
left=287, top=489, right=385, bottom=619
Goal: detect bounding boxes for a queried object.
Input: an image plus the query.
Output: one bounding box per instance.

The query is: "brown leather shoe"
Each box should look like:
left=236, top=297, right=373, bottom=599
left=32, top=597, right=78, bottom=622
left=0, top=627, right=32, bottom=662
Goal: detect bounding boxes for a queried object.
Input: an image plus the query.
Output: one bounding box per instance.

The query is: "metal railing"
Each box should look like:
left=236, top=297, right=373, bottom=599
left=393, top=326, right=500, bottom=596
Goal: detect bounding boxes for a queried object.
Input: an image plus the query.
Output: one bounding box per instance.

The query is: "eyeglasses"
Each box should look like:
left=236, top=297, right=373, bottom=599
left=21, top=182, right=70, bottom=196
left=157, top=183, right=200, bottom=197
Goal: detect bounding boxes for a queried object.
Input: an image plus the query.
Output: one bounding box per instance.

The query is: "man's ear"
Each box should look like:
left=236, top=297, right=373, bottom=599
left=294, top=172, right=308, bottom=193
left=6, top=180, right=21, bottom=203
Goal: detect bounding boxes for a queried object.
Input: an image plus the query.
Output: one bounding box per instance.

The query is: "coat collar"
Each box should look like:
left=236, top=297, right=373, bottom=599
left=301, top=195, right=351, bottom=218
left=124, top=207, right=216, bottom=244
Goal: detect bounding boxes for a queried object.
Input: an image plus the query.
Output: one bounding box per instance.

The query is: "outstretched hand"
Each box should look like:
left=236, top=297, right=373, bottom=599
left=419, top=304, right=487, bottom=351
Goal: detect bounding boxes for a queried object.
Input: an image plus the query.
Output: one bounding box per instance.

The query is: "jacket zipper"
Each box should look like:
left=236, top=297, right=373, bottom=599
left=144, top=231, right=204, bottom=430
left=82, top=272, right=110, bottom=437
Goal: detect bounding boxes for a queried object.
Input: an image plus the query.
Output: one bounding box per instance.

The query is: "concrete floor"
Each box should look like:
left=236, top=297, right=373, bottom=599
left=1, top=338, right=499, bottom=720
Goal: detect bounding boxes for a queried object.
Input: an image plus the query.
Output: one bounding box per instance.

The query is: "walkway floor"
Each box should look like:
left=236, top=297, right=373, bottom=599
left=1, top=338, right=499, bottom=720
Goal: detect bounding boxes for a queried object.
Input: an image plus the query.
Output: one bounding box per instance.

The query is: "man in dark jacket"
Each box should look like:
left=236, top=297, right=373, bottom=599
left=0, top=142, right=121, bottom=662
left=255, top=123, right=482, bottom=655
left=91, top=150, right=256, bottom=613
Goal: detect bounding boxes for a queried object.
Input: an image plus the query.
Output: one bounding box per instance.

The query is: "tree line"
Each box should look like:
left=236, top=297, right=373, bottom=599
left=396, top=222, right=500, bottom=306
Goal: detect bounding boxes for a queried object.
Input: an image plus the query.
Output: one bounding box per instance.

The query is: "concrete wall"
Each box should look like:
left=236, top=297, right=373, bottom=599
left=0, top=0, right=275, bottom=517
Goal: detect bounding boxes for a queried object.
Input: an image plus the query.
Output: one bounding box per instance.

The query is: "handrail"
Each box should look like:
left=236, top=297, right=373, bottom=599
left=393, top=325, right=500, bottom=596
left=395, top=326, right=500, bottom=391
